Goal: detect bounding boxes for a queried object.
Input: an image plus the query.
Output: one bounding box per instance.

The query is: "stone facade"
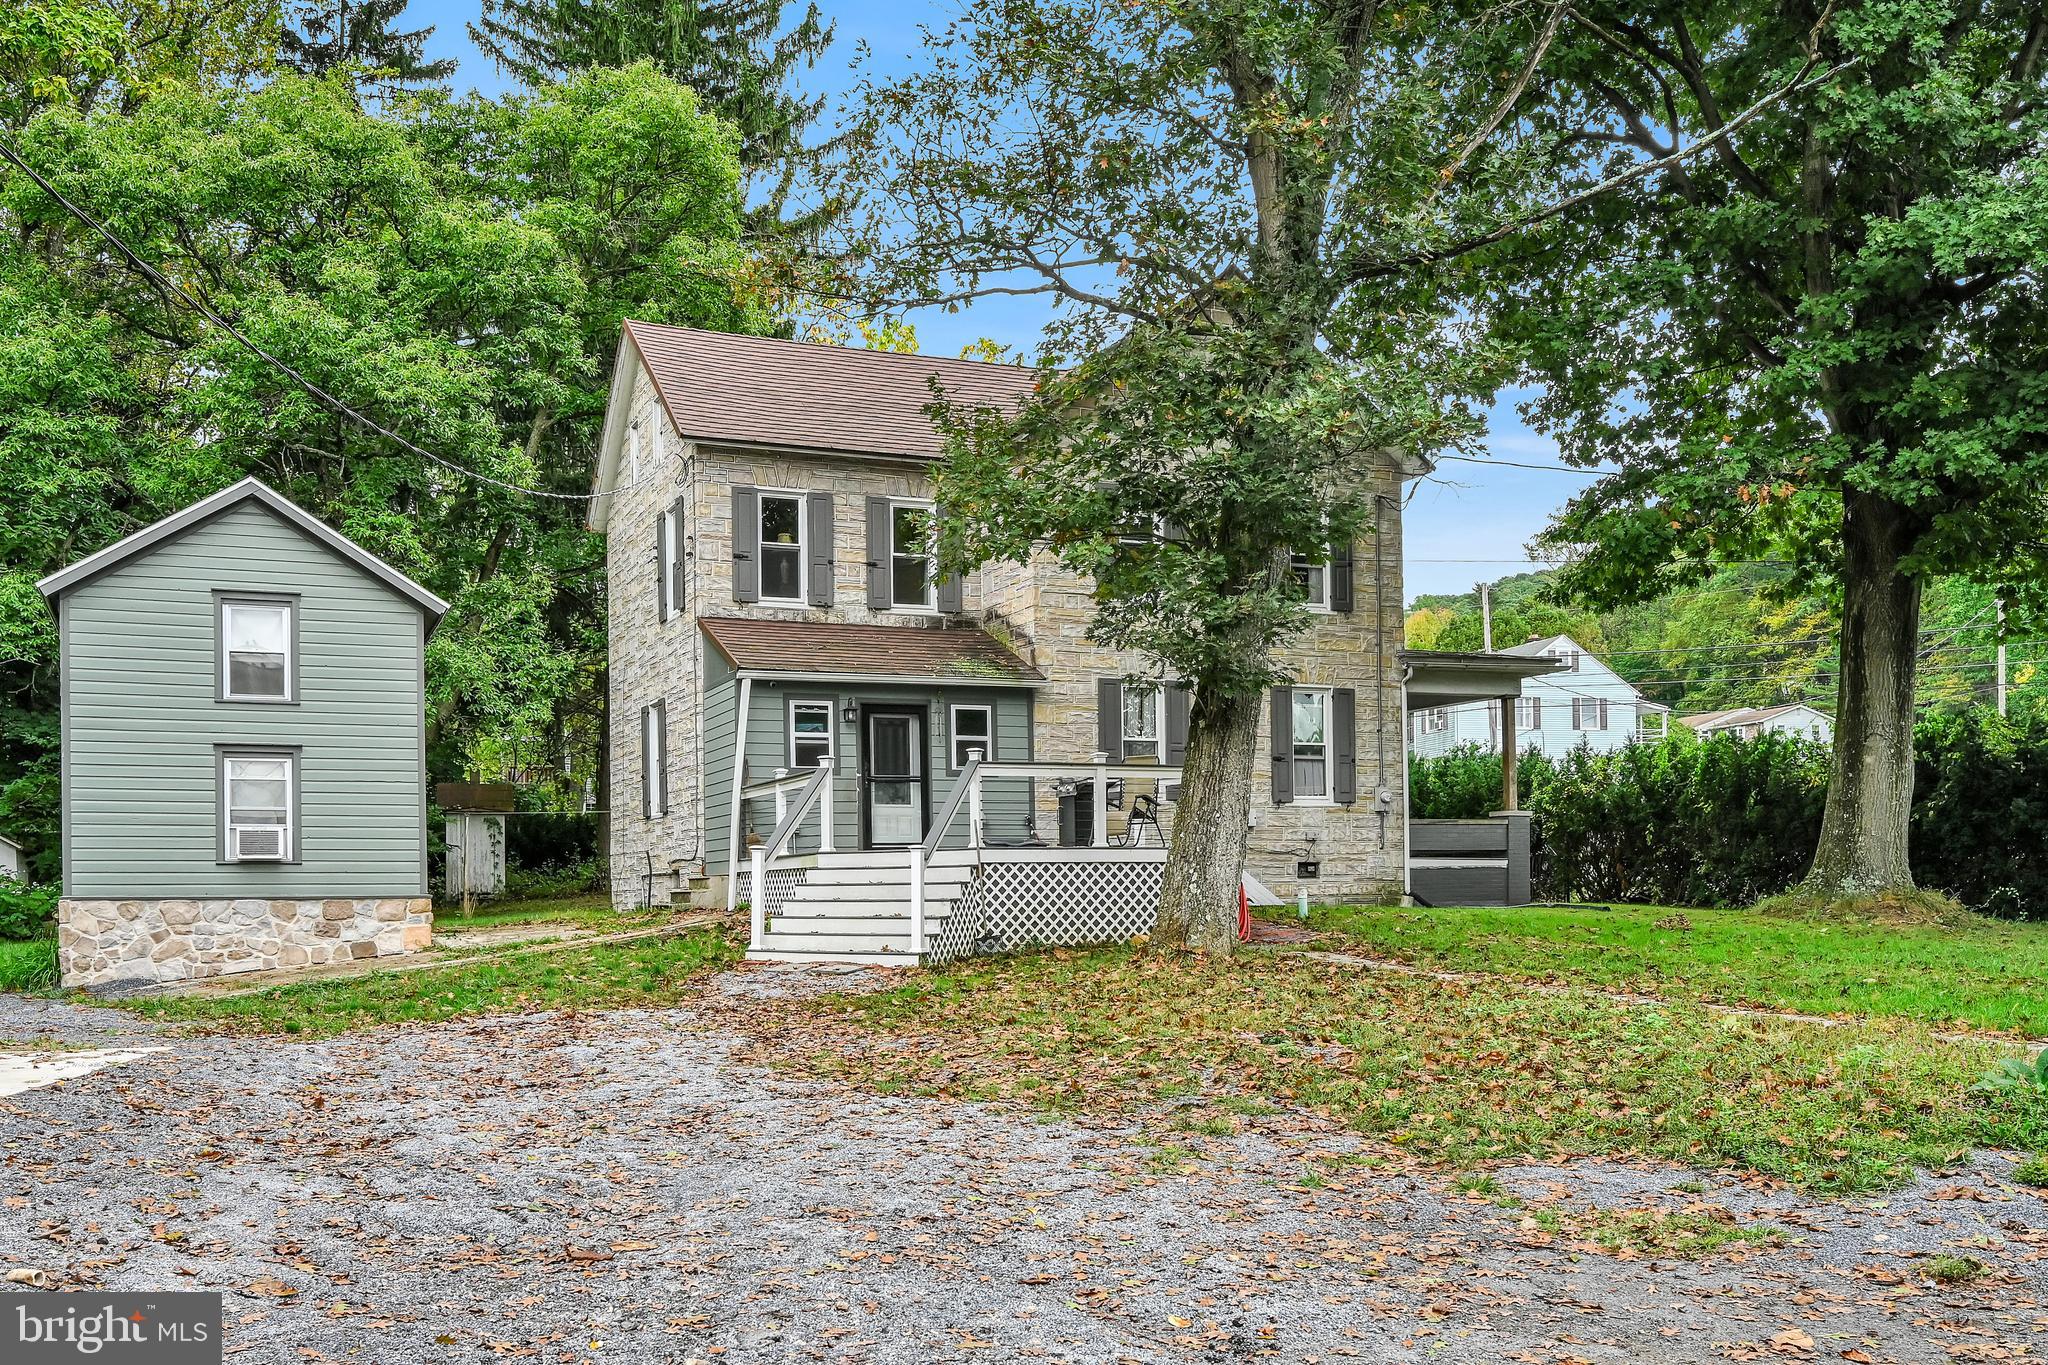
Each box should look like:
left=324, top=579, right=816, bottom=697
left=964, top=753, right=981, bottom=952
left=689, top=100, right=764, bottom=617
left=59, top=896, right=433, bottom=990
left=603, top=344, right=1416, bottom=910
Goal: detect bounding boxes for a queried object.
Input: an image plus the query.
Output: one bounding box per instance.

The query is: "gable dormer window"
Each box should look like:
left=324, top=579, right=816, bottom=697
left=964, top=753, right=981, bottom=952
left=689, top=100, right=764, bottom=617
left=757, top=492, right=806, bottom=603
left=1545, top=646, right=1582, bottom=671
left=219, top=596, right=295, bottom=702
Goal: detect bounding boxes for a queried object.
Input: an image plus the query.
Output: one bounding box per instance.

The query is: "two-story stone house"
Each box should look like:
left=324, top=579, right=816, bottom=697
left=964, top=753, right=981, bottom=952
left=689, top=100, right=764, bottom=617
left=589, top=323, right=1421, bottom=960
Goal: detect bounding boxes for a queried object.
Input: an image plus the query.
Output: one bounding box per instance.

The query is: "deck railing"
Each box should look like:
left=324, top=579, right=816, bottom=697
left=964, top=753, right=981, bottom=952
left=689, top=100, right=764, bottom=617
left=908, top=754, right=1184, bottom=955
left=735, top=758, right=834, bottom=940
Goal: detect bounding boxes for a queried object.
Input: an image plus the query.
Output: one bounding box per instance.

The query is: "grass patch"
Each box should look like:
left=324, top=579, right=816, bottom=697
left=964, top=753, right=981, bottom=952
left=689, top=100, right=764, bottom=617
left=431, top=893, right=636, bottom=934
left=2009, top=1154, right=2048, bottom=1187
left=1576, top=1206, right=1784, bottom=1259
left=0, top=939, right=58, bottom=993
left=1301, top=903, right=2048, bottom=1036
left=781, top=946, right=2048, bottom=1194
left=1923, top=1253, right=1986, bottom=1284
left=109, top=927, right=740, bottom=1038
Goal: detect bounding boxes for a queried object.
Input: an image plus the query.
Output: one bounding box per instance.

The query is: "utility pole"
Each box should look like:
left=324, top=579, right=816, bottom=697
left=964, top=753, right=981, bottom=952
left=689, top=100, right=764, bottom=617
left=1997, top=597, right=2008, bottom=716
left=1479, top=581, right=1494, bottom=653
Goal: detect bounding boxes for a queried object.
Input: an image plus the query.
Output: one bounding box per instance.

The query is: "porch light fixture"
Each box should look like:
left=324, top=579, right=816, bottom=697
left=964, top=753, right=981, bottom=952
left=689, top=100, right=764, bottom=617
left=840, top=698, right=858, bottom=724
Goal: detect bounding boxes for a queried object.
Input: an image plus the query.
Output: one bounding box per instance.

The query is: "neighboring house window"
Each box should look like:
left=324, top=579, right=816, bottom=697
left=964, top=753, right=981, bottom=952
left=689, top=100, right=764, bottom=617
left=758, top=492, right=806, bottom=603
left=1573, top=697, right=1610, bottom=731
left=222, top=751, right=294, bottom=861
left=1412, top=706, right=1448, bottom=738
left=641, top=702, right=667, bottom=818
left=1516, top=696, right=1541, bottom=730
left=1122, top=685, right=1162, bottom=759
left=950, top=704, right=994, bottom=769
left=890, top=501, right=936, bottom=609
left=789, top=700, right=833, bottom=768
left=1546, top=647, right=1582, bottom=671
left=220, top=597, right=294, bottom=701
left=1292, top=688, right=1331, bottom=798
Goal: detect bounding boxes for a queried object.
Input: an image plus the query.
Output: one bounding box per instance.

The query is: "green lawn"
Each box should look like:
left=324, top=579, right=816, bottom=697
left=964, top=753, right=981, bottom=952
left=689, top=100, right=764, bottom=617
left=775, top=945, right=2048, bottom=1194
left=1298, top=903, right=2048, bottom=1037
left=113, top=926, right=740, bottom=1037
left=0, top=939, right=57, bottom=993
left=430, top=892, right=639, bottom=934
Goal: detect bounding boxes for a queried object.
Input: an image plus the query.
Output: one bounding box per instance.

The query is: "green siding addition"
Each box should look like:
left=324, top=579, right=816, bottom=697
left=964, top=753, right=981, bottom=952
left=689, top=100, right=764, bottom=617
left=60, top=501, right=428, bottom=898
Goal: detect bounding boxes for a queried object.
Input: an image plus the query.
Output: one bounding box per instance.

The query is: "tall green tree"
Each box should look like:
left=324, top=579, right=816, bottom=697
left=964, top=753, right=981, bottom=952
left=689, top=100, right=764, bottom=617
left=1489, top=1, right=2048, bottom=898
left=0, top=68, right=763, bottom=872
left=832, top=0, right=1580, bottom=952
left=469, top=0, right=834, bottom=230
left=279, top=0, right=457, bottom=96
left=2, top=0, right=282, bottom=124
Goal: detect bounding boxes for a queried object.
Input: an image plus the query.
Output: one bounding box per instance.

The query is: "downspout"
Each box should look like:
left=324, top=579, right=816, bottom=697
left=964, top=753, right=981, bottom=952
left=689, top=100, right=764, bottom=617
left=1400, top=661, right=1414, bottom=903
left=724, top=674, right=753, bottom=914
left=1373, top=493, right=1391, bottom=848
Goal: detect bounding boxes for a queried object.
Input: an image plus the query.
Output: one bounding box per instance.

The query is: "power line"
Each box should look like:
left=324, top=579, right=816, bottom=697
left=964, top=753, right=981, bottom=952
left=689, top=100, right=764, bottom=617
left=0, top=133, right=643, bottom=504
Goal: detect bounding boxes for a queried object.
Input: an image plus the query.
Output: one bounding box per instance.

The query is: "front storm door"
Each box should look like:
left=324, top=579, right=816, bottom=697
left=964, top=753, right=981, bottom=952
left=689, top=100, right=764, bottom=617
left=861, top=706, right=927, bottom=848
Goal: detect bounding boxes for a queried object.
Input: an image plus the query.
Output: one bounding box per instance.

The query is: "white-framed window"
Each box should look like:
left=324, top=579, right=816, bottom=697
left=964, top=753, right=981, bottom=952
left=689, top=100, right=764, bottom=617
left=757, top=491, right=806, bottom=603
left=657, top=504, right=681, bottom=621
left=220, top=598, right=294, bottom=701
left=1546, top=647, right=1582, bottom=672
left=1292, top=687, right=1332, bottom=799
left=950, top=704, right=993, bottom=770
left=641, top=702, right=668, bottom=818
left=1412, top=706, right=1448, bottom=738
left=1516, top=696, right=1542, bottom=730
left=789, top=699, right=833, bottom=768
left=1289, top=550, right=1332, bottom=611
left=1122, top=684, right=1162, bottom=760
left=1118, top=513, right=1168, bottom=545
left=1573, top=697, right=1609, bottom=731
left=222, top=751, right=293, bottom=861
left=888, top=500, right=936, bottom=610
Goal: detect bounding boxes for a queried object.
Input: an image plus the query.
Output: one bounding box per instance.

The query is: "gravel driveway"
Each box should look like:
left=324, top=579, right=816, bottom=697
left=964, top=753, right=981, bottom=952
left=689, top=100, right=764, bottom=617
left=1, top=968, right=2044, bottom=1364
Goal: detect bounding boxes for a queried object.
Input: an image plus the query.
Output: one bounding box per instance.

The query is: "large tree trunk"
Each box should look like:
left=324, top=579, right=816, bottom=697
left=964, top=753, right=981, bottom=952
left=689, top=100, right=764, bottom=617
left=1153, top=686, right=1262, bottom=954
left=1807, top=491, right=1922, bottom=895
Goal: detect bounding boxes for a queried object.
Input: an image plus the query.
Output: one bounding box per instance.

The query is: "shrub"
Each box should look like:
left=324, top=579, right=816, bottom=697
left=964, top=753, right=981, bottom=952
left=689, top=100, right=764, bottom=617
left=0, top=878, right=58, bottom=941
left=504, top=857, right=607, bottom=900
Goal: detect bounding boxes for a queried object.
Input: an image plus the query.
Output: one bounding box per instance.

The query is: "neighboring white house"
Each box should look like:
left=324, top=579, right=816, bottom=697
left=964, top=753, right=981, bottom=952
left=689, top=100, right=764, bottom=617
left=1408, top=633, right=1667, bottom=759
left=0, top=835, right=19, bottom=881
left=1678, top=703, right=1834, bottom=743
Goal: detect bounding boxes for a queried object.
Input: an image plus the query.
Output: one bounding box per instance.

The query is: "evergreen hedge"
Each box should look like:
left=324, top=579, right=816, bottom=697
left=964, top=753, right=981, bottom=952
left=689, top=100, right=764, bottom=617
left=1410, top=711, right=2048, bottom=915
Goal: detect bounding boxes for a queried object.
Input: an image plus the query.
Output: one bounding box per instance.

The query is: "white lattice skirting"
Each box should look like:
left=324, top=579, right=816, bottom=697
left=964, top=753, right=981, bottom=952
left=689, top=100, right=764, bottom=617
left=738, top=866, right=804, bottom=918
left=932, top=856, right=1164, bottom=964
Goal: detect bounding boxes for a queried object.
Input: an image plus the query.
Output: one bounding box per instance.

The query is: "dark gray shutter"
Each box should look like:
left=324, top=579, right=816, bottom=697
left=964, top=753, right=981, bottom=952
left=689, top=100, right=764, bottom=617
left=1161, top=518, right=1188, bottom=543
left=1330, top=538, right=1355, bottom=612
left=1096, top=678, right=1123, bottom=757
left=1269, top=686, right=1294, bottom=804
left=731, top=486, right=759, bottom=603
left=1164, top=686, right=1190, bottom=765
left=934, top=504, right=963, bottom=613
left=654, top=513, right=670, bottom=622
left=865, top=495, right=892, bottom=609
left=1331, top=687, right=1357, bottom=804
left=669, top=496, right=687, bottom=618
left=1529, top=697, right=1541, bottom=728
left=807, top=493, right=834, bottom=606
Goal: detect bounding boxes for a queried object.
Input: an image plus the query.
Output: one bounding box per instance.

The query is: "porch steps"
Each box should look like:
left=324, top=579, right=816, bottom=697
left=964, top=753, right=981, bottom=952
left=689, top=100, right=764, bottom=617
left=747, top=848, right=977, bottom=965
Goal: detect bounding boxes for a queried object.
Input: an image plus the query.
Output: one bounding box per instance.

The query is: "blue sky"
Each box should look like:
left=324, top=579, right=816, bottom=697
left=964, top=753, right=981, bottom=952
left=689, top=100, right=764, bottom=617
left=399, top=0, right=1588, bottom=603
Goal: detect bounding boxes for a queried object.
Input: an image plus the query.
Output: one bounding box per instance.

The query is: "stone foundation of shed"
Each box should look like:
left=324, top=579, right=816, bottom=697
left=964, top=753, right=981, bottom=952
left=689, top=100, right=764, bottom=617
left=58, top=896, right=434, bottom=990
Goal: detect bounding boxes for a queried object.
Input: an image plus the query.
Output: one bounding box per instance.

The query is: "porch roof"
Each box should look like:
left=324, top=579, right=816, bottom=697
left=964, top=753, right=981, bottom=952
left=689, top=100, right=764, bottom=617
left=1400, top=648, right=1564, bottom=710
left=700, top=616, right=1045, bottom=686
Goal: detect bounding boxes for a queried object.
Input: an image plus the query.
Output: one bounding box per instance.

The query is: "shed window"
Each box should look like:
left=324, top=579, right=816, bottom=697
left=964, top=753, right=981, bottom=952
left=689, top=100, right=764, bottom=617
left=759, top=493, right=805, bottom=603
left=221, top=599, right=293, bottom=701
left=950, top=704, right=993, bottom=769
left=1292, top=688, right=1331, bottom=799
left=223, top=753, right=293, bottom=861
left=790, top=700, right=833, bottom=768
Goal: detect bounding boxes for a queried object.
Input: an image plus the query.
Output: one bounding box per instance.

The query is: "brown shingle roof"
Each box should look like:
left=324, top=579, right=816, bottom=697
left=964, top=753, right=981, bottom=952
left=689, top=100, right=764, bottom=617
left=699, top=616, right=1044, bottom=684
left=624, top=321, right=1043, bottom=460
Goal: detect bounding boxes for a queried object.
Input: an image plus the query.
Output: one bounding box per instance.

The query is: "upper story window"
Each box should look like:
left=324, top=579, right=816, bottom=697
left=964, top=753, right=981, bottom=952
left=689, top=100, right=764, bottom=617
left=1289, top=552, right=1330, bottom=611
left=890, top=501, right=935, bottom=610
left=758, top=492, right=806, bottom=603
left=1121, top=685, right=1162, bottom=760
left=1292, top=688, right=1331, bottom=798
left=220, top=597, right=294, bottom=702
left=1545, top=646, right=1582, bottom=671
left=790, top=699, right=833, bottom=768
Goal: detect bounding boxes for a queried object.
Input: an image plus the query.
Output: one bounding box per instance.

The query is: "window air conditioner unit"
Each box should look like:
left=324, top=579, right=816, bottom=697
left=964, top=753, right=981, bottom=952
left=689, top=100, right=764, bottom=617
left=233, top=826, right=287, bottom=861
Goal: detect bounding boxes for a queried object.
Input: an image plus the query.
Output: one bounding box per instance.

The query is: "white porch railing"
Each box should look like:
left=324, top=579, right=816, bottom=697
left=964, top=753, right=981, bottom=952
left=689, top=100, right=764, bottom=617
left=908, top=753, right=1184, bottom=956
left=734, top=758, right=834, bottom=939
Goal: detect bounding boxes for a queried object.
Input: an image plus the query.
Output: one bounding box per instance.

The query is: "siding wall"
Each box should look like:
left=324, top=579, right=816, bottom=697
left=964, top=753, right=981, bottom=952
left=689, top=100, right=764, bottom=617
left=60, top=501, right=427, bottom=898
